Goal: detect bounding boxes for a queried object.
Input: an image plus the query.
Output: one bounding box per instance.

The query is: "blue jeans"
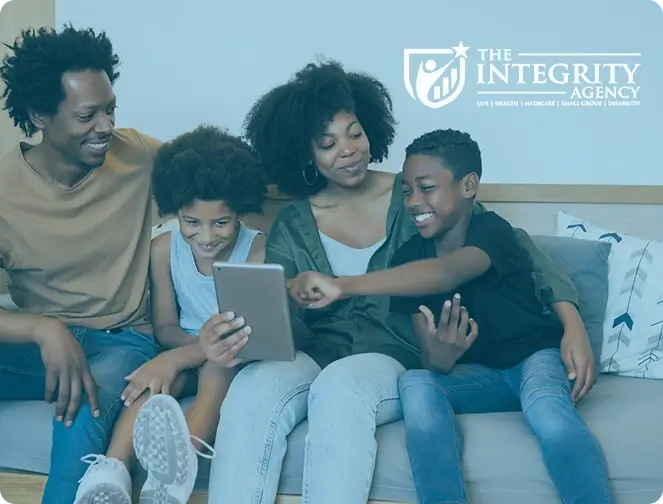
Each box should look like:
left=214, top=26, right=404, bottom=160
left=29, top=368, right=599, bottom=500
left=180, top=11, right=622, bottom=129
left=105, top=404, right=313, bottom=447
left=398, top=348, right=613, bottom=504
left=0, top=326, right=159, bottom=504
left=208, top=351, right=405, bottom=504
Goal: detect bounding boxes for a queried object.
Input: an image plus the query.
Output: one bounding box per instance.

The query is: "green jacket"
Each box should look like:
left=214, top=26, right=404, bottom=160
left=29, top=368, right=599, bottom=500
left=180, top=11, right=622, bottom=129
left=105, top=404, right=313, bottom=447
left=265, top=173, right=578, bottom=369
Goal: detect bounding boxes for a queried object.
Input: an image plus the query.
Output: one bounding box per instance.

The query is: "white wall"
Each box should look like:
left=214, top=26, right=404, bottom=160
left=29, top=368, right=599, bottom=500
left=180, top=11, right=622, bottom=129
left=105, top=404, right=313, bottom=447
left=56, top=0, right=662, bottom=185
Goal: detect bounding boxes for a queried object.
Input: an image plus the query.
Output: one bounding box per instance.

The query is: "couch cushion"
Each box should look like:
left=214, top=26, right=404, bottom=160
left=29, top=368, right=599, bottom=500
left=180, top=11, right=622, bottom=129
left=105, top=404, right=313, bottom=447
left=2, top=375, right=661, bottom=504
left=531, top=235, right=612, bottom=371
left=556, top=211, right=663, bottom=379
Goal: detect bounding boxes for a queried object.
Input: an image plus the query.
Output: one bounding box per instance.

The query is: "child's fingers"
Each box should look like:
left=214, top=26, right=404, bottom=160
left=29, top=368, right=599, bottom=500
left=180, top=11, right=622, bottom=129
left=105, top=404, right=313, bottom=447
left=449, top=294, right=461, bottom=329
left=438, top=300, right=452, bottom=328
left=465, top=318, right=479, bottom=347
left=457, top=307, right=469, bottom=340
left=307, top=298, right=333, bottom=309
left=418, top=305, right=437, bottom=335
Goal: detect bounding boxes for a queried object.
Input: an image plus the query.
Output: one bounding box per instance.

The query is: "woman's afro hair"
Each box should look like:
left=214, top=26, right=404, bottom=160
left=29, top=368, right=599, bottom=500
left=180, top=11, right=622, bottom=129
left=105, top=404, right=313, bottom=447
left=243, top=59, right=397, bottom=198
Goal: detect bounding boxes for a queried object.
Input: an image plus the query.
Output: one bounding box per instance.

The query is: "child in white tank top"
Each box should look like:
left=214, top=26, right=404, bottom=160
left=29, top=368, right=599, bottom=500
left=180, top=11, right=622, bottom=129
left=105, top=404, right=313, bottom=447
left=85, top=125, right=268, bottom=504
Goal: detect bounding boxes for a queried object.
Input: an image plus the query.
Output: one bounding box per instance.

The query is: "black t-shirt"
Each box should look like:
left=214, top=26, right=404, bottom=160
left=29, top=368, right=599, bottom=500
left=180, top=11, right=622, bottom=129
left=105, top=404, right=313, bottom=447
left=390, top=211, right=563, bottom=370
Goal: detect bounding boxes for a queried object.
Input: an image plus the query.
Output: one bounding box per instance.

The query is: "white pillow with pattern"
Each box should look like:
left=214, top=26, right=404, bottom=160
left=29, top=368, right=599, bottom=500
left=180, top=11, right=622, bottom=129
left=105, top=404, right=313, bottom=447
left=556, top=210, right=663, bottom=380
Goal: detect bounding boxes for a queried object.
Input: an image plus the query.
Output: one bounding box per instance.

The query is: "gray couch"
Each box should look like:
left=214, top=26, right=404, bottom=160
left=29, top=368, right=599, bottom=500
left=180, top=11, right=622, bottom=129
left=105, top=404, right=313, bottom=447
left=1, top=234, right=663, bottom=504
left=1, top=375, right=662, bottom=504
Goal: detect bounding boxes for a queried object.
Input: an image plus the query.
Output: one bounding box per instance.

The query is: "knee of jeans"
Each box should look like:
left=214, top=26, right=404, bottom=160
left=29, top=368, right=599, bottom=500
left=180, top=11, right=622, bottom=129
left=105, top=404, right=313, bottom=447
left=398, top=371, right=445, bottom=429
left=397, top=369, right=439, bottom=392
left=309, top=353, right=404, bottom=413
left=523, top=395, right=578, bottom=445
left=220, top=351, right=321, bottom=419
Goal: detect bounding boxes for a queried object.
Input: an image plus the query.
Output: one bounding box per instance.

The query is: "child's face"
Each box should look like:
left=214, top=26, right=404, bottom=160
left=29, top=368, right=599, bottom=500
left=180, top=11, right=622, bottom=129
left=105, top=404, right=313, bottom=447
left=402, top=154, right=478, bottom=240
left=177, top=199, right=240, bottom=260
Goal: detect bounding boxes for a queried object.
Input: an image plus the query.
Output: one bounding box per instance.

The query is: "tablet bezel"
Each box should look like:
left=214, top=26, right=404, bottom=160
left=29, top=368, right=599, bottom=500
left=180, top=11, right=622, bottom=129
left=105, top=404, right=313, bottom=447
left=211, top=262, right=296, bottom=362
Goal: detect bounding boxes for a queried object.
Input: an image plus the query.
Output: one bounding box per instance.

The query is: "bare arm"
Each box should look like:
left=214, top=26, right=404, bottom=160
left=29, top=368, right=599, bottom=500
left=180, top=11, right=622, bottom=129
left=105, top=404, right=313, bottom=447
left=0, top=308, right=60, bottom=344
left=338, top=247, right=491, bottom=298
left=149, top=233, right=206, bottom=369
left=413, top=313, right=436, bottom=371
left=550, top=301, right=588, bottom=339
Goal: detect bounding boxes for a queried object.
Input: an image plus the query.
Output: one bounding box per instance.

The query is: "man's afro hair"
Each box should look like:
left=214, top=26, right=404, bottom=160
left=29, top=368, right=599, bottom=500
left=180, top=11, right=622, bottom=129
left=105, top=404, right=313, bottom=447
left=0, top=24, right=120, bottom=137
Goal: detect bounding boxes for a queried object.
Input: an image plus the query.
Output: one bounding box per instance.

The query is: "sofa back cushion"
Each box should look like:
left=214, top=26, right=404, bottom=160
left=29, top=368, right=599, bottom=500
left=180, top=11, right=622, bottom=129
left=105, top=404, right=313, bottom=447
left=532, top=235, right=612, bottom=371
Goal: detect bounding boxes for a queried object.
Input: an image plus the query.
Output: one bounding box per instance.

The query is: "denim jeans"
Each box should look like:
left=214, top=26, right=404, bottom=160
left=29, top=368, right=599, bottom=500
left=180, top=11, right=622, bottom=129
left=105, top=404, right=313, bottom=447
left=208, top=351, right=405, bottom=504
left=0, top=326, right=159, bottom=504
left=398, top=348, right=613, bottom=504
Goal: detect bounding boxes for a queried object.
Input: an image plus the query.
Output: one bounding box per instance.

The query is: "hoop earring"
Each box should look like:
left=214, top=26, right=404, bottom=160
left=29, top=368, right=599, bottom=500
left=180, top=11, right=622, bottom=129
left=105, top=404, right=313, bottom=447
left=302, top=161, right=319, bottom=186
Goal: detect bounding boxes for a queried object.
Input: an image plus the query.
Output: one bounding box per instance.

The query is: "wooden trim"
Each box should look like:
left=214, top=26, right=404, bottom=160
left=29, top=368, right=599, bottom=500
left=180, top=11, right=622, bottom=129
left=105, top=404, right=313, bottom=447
left=0, top=470, right=400, bottom=504
left=477, top=184, right=663, bottom=205
left=268, top=183, right=663, bottom=205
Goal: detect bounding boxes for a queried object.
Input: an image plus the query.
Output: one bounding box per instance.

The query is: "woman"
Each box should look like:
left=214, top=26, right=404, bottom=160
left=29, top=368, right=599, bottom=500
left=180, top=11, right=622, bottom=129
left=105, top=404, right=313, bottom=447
left=207, top=60, right=583, bottom=504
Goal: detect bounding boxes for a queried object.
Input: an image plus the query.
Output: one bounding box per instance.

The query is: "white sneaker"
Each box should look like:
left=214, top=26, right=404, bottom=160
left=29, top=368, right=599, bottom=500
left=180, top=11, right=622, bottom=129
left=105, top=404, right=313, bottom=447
left=133, top=394, right=215, bottom=504
left=74, top=455, right=132, bottom=504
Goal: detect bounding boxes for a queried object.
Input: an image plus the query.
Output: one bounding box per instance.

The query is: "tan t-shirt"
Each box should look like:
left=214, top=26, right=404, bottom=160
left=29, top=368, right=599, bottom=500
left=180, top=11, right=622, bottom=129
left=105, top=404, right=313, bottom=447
left=0, top=128, right=162, bottom=333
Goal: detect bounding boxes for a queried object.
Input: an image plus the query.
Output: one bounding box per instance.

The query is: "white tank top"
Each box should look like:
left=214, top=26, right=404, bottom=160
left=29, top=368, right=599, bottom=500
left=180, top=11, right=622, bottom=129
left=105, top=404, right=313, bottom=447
left=169, top=222, right=263, bottom=335
left=318, top=231, right=385, bottom=276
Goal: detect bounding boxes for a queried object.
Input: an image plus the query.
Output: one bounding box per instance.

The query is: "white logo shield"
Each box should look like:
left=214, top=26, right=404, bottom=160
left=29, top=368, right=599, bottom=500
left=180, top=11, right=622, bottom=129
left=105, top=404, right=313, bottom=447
left=404, top=43, right=469, bottom=109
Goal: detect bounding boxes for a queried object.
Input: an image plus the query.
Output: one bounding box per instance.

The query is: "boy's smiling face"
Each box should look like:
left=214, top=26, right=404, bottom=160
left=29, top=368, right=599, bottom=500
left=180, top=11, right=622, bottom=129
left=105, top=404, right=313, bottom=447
left=402, top=154, right=478, bottom=240
left=178, top=199, right=240, bottom=260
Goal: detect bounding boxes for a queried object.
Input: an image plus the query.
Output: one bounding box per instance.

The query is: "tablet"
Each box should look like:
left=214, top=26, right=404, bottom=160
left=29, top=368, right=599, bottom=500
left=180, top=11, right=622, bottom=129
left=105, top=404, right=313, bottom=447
left=211, top=262, right=296, bottom=362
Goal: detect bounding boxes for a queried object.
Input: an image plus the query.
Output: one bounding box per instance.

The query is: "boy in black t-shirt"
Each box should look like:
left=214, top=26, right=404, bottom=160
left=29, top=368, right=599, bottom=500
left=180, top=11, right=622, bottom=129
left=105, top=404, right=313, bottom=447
left=288, top=129, right=612, bottom=504
left=386, top=130, right=611, bottom=503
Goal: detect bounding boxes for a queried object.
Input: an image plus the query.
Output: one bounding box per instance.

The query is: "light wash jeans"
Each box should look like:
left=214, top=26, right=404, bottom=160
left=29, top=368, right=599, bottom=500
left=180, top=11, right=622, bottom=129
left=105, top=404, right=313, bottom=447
left=208, top=351, right=406, bottom=504
left=398, top=348, right=613, bottom=504
left=0, top=326, right=159, bottom=504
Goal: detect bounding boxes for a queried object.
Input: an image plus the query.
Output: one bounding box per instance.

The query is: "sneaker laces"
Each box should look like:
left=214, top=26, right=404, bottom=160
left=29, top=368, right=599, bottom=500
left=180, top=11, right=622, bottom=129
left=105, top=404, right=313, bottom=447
left=78, top=454, right=119, bottom=483
left=190, top=435, right=216, bottom=460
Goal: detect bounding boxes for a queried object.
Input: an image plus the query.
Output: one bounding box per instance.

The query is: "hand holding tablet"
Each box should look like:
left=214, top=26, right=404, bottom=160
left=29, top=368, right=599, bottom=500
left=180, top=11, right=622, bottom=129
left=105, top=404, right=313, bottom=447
left=198, top=311, right=252, bottom=367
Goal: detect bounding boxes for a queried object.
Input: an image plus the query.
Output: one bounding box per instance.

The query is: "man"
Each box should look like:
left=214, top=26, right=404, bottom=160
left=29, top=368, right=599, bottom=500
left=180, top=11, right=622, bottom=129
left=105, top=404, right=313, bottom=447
left=0, top=24, right=162, bottom=504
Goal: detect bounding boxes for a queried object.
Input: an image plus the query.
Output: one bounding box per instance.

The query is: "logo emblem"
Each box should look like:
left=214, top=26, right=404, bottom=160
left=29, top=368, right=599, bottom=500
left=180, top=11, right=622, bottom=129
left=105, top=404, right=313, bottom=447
left=404, top=42, right=470, bottom=109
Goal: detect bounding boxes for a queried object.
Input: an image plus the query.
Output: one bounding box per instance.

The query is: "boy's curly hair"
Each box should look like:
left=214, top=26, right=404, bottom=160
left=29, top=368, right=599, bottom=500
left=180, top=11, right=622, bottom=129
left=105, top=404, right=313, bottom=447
left=243, top=59, right=397, bottom=198
left=152, top=125, right=268, bottom=216
left=0, top=24, right=120, bottom=137
left=405, top=129, right=482, bottom=180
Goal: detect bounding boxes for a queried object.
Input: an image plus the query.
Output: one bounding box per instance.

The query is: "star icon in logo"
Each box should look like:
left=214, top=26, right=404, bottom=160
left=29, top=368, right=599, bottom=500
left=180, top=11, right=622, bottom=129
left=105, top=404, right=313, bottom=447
left=452, top=42, right=470, bottom=59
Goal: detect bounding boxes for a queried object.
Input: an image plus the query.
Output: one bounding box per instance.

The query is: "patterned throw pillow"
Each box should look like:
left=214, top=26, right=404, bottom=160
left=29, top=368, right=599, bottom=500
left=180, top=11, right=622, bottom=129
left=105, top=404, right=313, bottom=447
left=556, top=211, right=663, bottom=380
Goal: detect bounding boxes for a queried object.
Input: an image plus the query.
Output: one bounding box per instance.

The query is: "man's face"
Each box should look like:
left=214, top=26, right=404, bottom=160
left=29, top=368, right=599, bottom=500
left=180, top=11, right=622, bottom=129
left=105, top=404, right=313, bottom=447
left=38, top=70, right=116, bottom=169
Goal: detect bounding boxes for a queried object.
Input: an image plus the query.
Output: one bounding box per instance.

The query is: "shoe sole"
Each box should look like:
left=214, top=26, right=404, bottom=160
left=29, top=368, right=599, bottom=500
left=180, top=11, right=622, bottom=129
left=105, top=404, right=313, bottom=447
left=133, top=394, right=194, bottom=504
left=76, top=484, right=131, bottom=504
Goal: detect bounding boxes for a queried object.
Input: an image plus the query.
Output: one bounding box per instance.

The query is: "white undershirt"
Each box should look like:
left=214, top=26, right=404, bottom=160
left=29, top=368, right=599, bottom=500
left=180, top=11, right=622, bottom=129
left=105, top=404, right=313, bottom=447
left=318, top=231, right=386, bottom=276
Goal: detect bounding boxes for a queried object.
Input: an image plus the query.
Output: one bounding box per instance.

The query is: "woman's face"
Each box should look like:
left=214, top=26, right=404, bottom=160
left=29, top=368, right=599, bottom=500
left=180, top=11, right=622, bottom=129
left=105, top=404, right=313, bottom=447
left=310, top=111, right=371, bottom=189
